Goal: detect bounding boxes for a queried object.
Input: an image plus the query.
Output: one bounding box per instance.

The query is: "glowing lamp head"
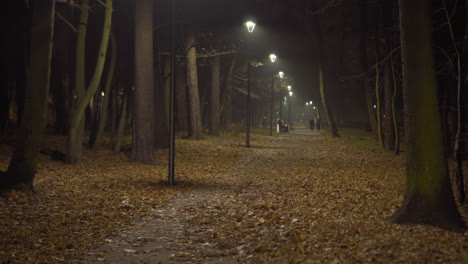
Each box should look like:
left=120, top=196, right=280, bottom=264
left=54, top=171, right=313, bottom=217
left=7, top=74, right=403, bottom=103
left=278, top=71, right=284, bottom=78
left=289, top=91, right=293, bottom=96
left=309, top=101, right=312, bottom=105
left=287, top=85, right=292, bottom=91
left=245, top=21, right=256, bottom=33
left=306, top=102, right=309, bottom=106
left=269, top=54, right=277, bottom=63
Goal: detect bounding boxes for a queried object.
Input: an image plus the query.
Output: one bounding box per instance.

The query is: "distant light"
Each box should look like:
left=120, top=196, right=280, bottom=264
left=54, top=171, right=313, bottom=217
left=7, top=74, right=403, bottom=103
left=373, top=104, right=377, bottom=109
left=245, top=21, right=256, bottom=33
left=309, top=101, right=312, bottom=105
left=269, top=54, right=277, bottom=63
left=289, top=91, right=293, bottom=96
left=278, top=71, right=284, bottom=78
left=313, top=106, right=316, bottom=109
left=287, top=85, right=292, bottom=91
left=101, top=91, right=105, bottom=97
left=306, top=102, right=309, bottom=106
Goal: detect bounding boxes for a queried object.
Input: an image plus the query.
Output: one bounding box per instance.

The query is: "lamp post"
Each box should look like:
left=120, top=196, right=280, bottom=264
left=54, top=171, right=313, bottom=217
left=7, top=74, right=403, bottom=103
left=245, top=21, right=255, bottom=147
left=288, top=86, right=293, bottom=130
left=268, top=54, right=277, bottom=136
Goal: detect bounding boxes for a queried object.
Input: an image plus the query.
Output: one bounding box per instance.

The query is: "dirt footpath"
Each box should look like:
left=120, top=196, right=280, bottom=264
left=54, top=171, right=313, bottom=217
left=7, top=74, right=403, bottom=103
left=82, top=127, right=468, bottom=264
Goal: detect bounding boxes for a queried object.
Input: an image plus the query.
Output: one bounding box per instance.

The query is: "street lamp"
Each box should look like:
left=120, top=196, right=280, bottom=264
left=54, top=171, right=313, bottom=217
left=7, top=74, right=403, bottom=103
left=245, top=21, right=256, bottom=147
left=279, top=71, right=284, bottom=78
left=269, top=54, right=277, bottom=63
left=245, top=21, right=256, bottom=33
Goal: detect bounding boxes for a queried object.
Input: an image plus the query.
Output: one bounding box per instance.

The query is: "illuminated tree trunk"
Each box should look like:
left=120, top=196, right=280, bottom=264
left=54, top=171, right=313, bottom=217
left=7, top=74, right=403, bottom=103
left=66, top=0, right=89, bottom=163
left=0, top=0, right=55, bottom=190
left=388, top=0, right=465, bottom=230
left=209, top=55, right=221, bottom=136
left=185, top=29, right=203, bottom=139
left=67, top=0, right=112, bottom=163
left=90, top=32, right=117, bottom=149
left=131, top=0, right=156, bottom=164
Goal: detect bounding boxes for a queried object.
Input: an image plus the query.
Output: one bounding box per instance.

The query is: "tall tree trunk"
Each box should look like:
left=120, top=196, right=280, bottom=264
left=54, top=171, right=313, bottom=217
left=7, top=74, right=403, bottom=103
left=388, top=0, right=465, bottom=230
left=90, top=32, right=117, bottom=149
left=313, top=14, right=340, bottom=138
left=67, top=0, right=89, bottom=164
left=209, top=55, right=221, bottom=136
left=318, top=65, right=339, bottom=137
left=359, top=0, right=376, bottom=133
left=375, top=59, right=383, bottom=146
left=131, top=0, right=156, bottom=164
left=443, top=0, right=466, bottom=203
left=153, top=57, right=169, bottom=149
left=391, top=55, right=401, bottom=155
left=113, top=91, right=127, bottom=154
left=383, top=61, right=395, bottom=150
left=185, top=29, right=203, bottom=139
left=176, top=64, right=188, bottom=131
left=1, top=0, right=55, bottom=190
left=67, top=0, right=113, bottom=163
left=221, top=55, right=236, bottom=130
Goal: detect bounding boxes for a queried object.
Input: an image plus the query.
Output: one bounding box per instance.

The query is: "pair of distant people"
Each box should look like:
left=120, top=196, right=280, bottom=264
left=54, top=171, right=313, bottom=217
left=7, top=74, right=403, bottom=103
left=309, top=118, right=320, bottom=131
left=277, top=119, right=288, bottom=133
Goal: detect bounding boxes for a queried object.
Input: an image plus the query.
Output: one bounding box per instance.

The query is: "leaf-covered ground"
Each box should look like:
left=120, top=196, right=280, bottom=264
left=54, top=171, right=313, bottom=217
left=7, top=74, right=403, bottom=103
left=0, top=127, right=467, bottom=263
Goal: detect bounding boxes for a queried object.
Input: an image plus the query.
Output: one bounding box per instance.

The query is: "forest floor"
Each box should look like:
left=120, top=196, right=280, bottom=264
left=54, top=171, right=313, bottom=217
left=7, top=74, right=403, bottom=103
left=0, top=127, right=467, bottom=264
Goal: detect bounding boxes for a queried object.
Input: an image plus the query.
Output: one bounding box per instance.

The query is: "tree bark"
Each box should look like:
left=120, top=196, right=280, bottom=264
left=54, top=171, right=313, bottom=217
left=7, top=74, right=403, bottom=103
left=1, top=0, right=55, bottom=190
left=221, top=55, right=236, bottom=130
left=391, top=55, right=401, bottom=155
left=185, top=29, right=203, bottom=139
left=375, top=59, right=383, bottom=146
left=209, top=55, right=221, bottom=136
left=388, top=0, right=465, bottom=230
left=66, top=0, right=89, bottom=164
left=318, top=65, right=339, bottom=137
left=113, top=91, right=127, bottom=154
left=383, top=61, right=395, bottom=150
left=90, top=32, right=117, bottom=149
left=67, top=0, right=113, bottom=163
left=176, top=64, right=188, bottom=131
left=313, top=14, right=340, bottom=138
left=131, top=0, right=156, bottom=164
left=153, top=56, right=169, bottom=149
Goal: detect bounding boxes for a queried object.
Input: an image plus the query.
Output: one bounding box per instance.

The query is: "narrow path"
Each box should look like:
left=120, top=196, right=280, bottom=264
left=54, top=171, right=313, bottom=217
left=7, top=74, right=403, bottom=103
left=82, top=127, right=467, bottom=264
left=83, top=128, right=315, bottom=263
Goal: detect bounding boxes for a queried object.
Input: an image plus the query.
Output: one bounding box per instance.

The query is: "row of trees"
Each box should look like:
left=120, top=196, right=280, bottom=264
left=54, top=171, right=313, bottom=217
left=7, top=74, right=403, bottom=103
left=0, top=0, right=466, bottom=230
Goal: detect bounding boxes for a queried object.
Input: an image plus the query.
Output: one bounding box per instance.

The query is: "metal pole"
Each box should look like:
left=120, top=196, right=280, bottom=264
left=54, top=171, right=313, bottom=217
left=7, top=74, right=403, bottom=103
left=279, top=95, right=282, bottom=121
left=168, top=0, right=176, bottom=185
left=269, top=75, right=274, bottom=136
left=288, top=95, right=291, bottom=129
left=246, top=63, right=251, bottom=147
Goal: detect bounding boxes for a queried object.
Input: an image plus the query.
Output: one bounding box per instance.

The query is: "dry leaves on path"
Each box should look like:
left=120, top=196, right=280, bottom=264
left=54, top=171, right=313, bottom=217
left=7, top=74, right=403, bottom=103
left=1, top=128, right=467, bottom=264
